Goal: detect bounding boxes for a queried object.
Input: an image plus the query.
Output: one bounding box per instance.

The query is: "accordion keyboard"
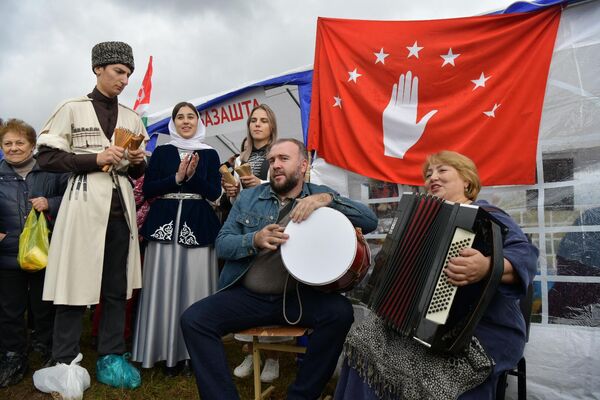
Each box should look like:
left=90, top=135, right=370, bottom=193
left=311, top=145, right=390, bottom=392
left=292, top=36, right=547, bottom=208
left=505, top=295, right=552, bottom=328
left=425, top=227, right=475, bottom=325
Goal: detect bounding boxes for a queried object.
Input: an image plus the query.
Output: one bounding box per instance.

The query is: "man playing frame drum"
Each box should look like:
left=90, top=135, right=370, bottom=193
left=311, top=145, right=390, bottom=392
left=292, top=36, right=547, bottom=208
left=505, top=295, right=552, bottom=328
left=181, top=138, right=378, bottom=400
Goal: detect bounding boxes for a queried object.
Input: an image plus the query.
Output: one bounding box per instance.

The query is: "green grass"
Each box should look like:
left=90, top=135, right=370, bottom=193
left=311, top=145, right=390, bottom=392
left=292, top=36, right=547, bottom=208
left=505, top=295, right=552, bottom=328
left=3, top=311, right=337, bottom=399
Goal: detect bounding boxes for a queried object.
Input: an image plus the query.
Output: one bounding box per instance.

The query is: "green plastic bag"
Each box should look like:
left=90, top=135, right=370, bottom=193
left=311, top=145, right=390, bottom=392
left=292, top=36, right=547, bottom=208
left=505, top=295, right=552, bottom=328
left=18, top=208, right=50, bottom=272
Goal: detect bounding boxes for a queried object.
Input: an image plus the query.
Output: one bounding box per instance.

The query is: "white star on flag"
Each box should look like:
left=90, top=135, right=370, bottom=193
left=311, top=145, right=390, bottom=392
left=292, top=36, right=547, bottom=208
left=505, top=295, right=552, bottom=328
left=406, top=41, right=424, bottom=59
left=374, top=48, right=389, bottom=64
left=483, top=103, right=501, bottom=117
left=440, top=48, right=460, bottom=67
left=471, top=72, right=491, bottom=91
left=348, top=68, right=362, bottom=83
left=333, top=96, right=342, bottom=108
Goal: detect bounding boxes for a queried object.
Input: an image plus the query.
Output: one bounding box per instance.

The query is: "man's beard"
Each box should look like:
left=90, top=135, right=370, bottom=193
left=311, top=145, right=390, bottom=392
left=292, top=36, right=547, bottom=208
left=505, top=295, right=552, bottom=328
left=270, top=167, right=302, bottom=195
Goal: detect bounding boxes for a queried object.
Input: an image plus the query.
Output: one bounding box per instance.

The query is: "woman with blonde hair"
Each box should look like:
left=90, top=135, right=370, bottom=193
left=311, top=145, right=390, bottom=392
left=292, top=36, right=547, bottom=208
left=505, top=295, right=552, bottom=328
left=335, top=150, right=538, bottom=400
left=222, top=104, right=278, bottom=200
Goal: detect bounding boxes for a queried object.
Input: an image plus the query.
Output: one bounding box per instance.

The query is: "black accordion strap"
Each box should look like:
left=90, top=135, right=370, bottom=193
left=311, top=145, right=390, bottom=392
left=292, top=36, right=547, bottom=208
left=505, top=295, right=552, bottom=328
left=448, top=220, right=505, bottom=353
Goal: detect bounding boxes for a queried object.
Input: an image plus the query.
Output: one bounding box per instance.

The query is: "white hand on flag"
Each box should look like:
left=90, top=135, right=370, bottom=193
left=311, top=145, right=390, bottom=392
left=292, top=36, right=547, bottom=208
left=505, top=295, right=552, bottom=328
left=382, top=71, right=437, bottom=159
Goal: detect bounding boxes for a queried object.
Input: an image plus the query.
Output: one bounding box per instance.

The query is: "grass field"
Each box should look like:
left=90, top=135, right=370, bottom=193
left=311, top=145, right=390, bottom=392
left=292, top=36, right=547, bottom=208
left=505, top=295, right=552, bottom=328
left=3, top=310, right=338, bottom=400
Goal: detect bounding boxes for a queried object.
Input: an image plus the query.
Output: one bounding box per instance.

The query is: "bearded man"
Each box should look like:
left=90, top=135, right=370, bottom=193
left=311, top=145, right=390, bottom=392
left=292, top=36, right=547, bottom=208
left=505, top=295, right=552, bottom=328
left=181, top=138, right=378, bottom=400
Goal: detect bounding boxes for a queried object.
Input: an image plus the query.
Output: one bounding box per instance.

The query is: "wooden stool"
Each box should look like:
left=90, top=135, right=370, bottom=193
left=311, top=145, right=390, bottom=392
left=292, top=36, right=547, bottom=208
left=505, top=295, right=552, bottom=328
left=235, top=325, right=309, bottom=400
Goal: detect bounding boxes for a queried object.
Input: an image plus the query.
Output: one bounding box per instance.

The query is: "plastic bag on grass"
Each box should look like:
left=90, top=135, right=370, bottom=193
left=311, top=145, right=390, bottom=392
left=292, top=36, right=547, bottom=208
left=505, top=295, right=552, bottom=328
left=96, top=353, right=141, bottom=389
left=33, top=353, right=90, bottom=400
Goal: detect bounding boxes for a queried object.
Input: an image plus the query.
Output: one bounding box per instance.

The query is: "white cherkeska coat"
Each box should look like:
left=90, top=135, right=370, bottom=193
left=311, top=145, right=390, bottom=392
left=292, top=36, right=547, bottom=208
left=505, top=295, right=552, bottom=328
left=37, top=97, right=147, bottom=305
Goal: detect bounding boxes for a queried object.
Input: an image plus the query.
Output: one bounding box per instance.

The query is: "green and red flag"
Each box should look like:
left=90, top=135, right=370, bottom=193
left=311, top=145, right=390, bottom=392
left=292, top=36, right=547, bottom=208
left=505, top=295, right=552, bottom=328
left=133, top=56, right=153, bottom=126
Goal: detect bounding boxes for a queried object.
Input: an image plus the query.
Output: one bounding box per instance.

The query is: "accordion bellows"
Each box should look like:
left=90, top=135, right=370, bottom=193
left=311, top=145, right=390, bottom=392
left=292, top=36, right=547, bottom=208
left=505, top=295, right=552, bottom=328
left=366, top=193, right=506, bottom=353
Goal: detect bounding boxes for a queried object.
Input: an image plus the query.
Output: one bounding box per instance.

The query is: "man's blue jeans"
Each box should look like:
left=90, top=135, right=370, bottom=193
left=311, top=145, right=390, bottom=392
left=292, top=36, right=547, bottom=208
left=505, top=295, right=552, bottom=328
left=181, top=284, right=354, bottom=400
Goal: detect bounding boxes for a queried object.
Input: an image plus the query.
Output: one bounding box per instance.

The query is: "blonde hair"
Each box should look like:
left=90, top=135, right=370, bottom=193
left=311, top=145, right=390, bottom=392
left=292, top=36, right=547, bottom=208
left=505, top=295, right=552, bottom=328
left=240, top=104, right=278, bottom=163
left=422, top=151, right=481, bottom=201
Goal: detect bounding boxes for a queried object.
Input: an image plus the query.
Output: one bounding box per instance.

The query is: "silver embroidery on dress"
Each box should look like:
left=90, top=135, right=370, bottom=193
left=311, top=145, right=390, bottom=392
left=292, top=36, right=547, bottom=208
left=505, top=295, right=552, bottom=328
left=178, top=222, right=199, bottom=246
left=150, top=221, right=173, bottom=240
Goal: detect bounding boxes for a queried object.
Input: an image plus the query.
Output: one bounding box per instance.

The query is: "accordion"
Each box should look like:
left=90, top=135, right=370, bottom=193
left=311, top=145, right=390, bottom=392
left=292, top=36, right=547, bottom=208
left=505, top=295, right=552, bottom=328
left=366, top=192, right=507, bottom=353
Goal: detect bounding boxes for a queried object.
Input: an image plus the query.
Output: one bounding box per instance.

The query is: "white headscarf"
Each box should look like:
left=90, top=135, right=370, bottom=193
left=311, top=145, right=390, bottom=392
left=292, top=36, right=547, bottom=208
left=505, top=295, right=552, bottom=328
left=167, top=114, right=214, bottom=151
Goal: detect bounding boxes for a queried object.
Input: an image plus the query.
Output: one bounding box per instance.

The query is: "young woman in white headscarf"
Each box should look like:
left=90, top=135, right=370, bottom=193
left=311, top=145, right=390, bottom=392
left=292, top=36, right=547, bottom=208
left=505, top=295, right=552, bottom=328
left=132, top=102, right=221, bottom=375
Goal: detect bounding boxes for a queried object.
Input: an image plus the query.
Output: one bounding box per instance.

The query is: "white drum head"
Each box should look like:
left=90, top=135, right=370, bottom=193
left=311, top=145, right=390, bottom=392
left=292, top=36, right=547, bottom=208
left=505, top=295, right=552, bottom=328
left=281, top=207, right=357, bottom=286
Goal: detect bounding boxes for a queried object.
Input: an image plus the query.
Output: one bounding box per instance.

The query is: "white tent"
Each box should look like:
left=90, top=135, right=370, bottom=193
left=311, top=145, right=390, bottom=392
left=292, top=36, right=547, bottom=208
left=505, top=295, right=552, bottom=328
left=145, top=1, right=600, bottom=398
left=145, top=65, right=312, bottom=159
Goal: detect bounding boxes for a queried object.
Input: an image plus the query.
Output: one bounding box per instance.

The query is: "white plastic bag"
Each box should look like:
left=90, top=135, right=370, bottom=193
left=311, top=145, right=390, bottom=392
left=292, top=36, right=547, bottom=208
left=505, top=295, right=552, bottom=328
left=33, top=353, right=91, bottom=400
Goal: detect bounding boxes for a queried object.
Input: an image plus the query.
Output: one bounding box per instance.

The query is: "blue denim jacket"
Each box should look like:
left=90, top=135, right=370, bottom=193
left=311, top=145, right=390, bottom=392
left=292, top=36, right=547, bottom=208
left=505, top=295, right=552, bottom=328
left=216, top=182, right=378, bottom=290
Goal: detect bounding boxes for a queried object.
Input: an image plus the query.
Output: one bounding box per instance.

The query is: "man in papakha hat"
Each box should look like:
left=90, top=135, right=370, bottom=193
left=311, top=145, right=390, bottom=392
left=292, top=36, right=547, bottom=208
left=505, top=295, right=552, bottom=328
left=35, top=41, right=148, bottom=389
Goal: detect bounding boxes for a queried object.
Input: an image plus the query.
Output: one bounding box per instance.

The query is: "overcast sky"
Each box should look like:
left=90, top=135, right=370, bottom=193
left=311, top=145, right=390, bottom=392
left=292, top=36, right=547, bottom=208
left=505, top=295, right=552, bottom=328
left=0, top=0, right=517, bottom=130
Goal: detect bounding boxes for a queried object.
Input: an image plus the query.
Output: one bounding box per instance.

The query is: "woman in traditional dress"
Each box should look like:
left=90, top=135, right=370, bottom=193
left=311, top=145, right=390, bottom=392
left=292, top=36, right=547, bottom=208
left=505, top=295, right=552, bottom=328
left=334, top=151, right=539, bottom=400
left=132, top=102, right=221, bottom=374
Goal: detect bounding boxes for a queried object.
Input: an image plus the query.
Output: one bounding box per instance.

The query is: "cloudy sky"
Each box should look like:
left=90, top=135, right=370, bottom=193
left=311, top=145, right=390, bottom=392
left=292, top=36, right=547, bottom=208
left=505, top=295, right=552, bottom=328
left=1, top=0, right=517, bottom=130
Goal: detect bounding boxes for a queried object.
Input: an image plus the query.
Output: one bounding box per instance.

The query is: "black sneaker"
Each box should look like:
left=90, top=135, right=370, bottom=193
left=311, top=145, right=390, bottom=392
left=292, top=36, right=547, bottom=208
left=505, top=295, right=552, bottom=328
left=41, top=356, right=57, bottom=369
left=0, top=352, right=28, bottom=388
left=163, top=363, right=181, bottom=377
left=181, top=360, right=193, bottom=377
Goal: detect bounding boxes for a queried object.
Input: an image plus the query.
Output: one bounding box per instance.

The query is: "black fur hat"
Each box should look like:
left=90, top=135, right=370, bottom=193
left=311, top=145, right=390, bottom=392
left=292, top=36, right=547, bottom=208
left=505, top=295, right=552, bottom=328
left=91, top=41, right=135, bottom=73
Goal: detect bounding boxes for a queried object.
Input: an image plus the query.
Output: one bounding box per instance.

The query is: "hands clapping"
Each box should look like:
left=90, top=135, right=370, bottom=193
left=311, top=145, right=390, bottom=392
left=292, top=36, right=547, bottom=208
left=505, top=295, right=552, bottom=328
left=175, top=152, right=199, bottom=184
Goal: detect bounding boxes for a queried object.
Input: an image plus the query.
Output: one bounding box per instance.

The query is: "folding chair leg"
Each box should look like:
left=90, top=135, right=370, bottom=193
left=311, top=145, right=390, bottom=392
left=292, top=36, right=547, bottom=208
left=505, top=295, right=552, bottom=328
left=517, top=357, right=527, bottom=400
left=496, top=371, right=508, bottom=400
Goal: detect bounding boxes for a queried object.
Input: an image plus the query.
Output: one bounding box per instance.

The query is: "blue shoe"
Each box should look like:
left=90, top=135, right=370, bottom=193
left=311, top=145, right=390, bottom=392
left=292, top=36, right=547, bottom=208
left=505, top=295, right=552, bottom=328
left=96, top=353, right=141, bottom=389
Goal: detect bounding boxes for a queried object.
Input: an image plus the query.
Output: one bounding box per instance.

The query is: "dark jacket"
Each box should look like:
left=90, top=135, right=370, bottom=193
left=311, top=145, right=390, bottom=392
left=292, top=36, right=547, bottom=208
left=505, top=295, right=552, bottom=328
left=141, top=145, right=222, bottom=248
left=0, top=159, right=69, bottom=270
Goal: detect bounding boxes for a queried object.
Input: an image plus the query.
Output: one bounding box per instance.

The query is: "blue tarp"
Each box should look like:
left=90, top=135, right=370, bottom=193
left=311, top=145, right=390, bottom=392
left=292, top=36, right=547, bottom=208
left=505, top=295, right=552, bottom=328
left=146, top=69, right=312, bottom=151
left=490, top=0, right=583, bottom=13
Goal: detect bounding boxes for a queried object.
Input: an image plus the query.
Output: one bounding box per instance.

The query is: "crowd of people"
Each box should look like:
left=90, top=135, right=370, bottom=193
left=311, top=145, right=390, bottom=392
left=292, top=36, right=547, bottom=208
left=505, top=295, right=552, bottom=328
left=0, top=40, right=539, bottom=400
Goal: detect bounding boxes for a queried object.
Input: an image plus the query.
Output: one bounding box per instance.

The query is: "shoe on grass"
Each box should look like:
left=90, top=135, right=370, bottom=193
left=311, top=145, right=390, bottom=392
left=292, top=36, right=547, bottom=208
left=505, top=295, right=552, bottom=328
left=233, top=354, right=255, bottom=378
left=0, top=352, right=28, bottom=388
left=260, top=358, right=279, bottom=383
left=96, top=353, right=141, bottom=389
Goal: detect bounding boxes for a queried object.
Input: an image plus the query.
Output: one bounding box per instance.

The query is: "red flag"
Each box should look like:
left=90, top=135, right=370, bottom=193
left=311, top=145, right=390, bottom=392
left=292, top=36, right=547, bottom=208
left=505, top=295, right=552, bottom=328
left=133, top=56, right=153, bottom=118
left=308, top=8, right=561, bottom=185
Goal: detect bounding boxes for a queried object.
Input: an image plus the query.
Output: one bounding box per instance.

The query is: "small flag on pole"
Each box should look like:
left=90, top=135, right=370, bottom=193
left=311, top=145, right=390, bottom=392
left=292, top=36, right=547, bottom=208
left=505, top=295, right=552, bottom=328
left=133, top=56, right=153, bottom=127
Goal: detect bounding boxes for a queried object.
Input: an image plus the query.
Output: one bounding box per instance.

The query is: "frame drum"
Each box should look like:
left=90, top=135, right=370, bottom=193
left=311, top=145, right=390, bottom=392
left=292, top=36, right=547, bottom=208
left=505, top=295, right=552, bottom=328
left=281, top=207, right=370, bottom=291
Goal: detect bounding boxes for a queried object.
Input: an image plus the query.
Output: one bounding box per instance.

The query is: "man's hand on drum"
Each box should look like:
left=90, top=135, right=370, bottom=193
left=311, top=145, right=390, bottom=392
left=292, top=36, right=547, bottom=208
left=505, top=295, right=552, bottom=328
left=254, top=224, right=289, bottom=251
left=445, top=247, right=491, bottom=286
left=289, top=192, right=333, bottom=223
